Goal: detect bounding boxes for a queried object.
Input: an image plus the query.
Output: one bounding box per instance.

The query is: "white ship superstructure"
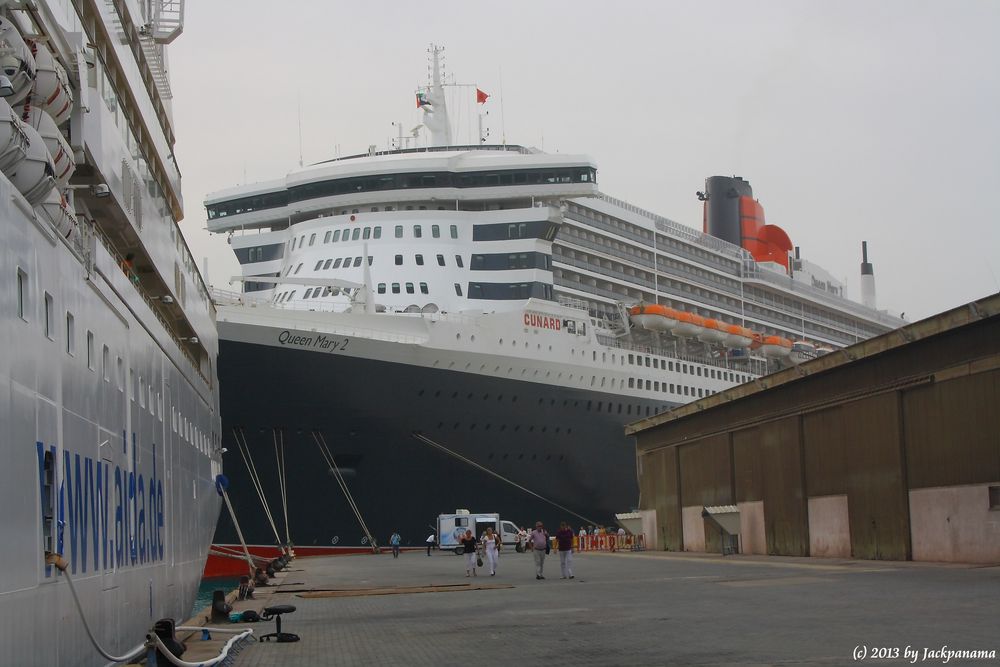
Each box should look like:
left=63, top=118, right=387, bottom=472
left=0, top=2, right=221, bottom=665
left=202, top=48, right=903, bottom=563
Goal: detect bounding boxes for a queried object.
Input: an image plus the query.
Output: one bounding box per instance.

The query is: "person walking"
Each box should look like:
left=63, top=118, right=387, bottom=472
left=460, top=529, right=479, bottom=577
left=389, top=531, right=402, bottom=558
left=425, top=531, right=435, bottom=556
left=529, top=521, right=549, bottom=580
left=482, top=526, right=500, bottom=576
left=556, top=521, right=575, bottom=579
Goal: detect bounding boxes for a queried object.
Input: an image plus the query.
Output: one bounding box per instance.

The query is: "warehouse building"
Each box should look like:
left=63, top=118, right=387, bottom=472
left=628, top=293, right=999, bottom=563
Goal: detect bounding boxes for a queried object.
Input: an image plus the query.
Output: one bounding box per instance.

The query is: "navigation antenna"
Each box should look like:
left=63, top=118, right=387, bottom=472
left=419, top=44, right=453, bottom=147
left=297, top=92, right=303, bottom=167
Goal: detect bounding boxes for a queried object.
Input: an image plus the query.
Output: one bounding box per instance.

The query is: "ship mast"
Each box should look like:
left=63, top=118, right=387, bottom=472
left=420, top=44, right=453, bottom=147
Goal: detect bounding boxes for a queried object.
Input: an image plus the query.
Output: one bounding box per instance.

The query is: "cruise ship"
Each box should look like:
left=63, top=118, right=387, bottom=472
left=203, top=47, right=902, bottom=572
left=0, top=2, right=222, bottom=665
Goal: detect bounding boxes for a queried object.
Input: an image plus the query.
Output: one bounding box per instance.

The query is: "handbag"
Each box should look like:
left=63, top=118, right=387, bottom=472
left=545, top=539, right=551, bottom=555
left=476, top=555, right=483, bottom=567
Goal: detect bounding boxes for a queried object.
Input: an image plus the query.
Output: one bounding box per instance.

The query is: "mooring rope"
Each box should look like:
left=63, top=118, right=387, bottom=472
left=411, top=432, right=601, bottom=526
left=274, top=428, right=291, bottom=545
left=219, top=487, right=256, bottom=575
left=232, top=427, right=282, bottom=546
left=311, top=430, right=379, bottom=552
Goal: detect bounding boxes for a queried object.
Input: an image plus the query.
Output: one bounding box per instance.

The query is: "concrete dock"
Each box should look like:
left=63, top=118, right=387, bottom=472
left=217, top=549, right=999, bottom=666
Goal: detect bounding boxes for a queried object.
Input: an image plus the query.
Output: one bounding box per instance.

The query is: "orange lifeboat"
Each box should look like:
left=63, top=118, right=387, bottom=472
left=759, top=335, right=792, bottom=359
left=697, top=318, right=728, bottom=344
left=628, top=304, right=680, bottom=333
left=673, top=311, right=705, bottom=338
left=723, top=324, right=756, bottom=348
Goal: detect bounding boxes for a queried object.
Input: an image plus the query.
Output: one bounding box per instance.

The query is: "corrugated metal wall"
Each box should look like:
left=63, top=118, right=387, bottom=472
left=903, top=368, right=1000, bottom=489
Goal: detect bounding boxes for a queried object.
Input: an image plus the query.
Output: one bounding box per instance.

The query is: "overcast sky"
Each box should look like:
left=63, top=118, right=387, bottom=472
left=169, top=0, right=1000, bottom=322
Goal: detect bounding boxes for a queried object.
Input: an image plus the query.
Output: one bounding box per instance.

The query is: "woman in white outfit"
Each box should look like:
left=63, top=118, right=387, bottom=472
left=482, top=526, right=500, bottom=576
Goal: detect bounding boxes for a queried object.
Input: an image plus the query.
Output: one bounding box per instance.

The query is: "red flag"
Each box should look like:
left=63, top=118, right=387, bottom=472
left=476, top=88, right=489, bottom=104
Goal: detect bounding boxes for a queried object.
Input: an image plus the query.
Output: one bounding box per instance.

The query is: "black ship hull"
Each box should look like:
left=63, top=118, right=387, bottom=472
left=213, top=338, right=672, bottom=552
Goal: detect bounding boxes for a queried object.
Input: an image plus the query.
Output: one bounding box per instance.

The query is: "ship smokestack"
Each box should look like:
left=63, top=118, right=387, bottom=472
left=860, top=241, right=876, bottom=309
left=702, top=175, right=753, bottom=247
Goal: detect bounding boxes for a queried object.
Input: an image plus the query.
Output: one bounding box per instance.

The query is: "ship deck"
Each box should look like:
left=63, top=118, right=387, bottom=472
left=206, top=549, right=999, bottom=666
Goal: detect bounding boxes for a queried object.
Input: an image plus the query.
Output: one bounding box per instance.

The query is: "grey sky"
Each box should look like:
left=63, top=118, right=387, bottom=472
left=170, top=0, right=1000, bottom=321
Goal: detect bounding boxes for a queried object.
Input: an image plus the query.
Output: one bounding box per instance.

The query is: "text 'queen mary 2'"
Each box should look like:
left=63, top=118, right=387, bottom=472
left=204, top=46, right=902, bottom=573
left=0, top=1, right=222, bottom=666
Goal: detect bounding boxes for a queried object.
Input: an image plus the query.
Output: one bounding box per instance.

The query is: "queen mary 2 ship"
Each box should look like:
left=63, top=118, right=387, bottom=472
left=0, top=2, right=222, bottom=666
left=203, top=46, right=902, bottom=572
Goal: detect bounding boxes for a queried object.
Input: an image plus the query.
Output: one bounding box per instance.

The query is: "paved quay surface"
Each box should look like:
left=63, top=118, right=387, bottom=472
left=227, top=549, right=1000, bottom=666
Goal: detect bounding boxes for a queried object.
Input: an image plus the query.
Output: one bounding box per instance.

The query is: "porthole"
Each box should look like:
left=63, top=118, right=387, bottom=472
left=518, top=454, right=524, bottom=460
left=453, top=423, right=460, bottom=429
left=417, top=389, right=425, bottom=397
left=452, top=392, right=458, bottom=399
left=502, top=454, right=509, bottom=460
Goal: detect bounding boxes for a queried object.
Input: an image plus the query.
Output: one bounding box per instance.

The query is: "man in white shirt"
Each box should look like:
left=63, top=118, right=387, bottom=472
left=425, top=532, right=435, bottom=556
left=529, top=521, right=550, bottom=580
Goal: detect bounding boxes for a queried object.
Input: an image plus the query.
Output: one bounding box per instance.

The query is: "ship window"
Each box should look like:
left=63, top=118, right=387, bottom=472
left=65, top=312, right=75, bottom=355
left=314, top=260, right=323, bottom=271
left=332, top=230, right=341, bottom=242
left=303, top=288, right=313, bottom=299
left=333, top=258, right=343, bottom=268
left=368, top=256, right=374, bottom=265
left=370, top=207, right=378, bottom=212
left=352, top=209, right=359, bottom=214
left=324, top=231, right=331, bottom=243
left=395, top=255, right=403, bottom=265
left=300, top=235, right=305, bottom=246
left=363, top=227, right=371, bottom=240
left=416, top=254, right=424, bottom=266
left=653, top=359, right=659, bottom=369
left=455, top=255, right=464, bottom=268
left=437, top=254, right=445, bottom=266
left=646, top=380, right=651, bottom=390
left=16, top=268, right=27, bottom=321
left=628, top=378, right=634, bottom=388
left=374, top=226, right=382, bottom=239
left=645, top=357, right=651, bottom=367
left=392, top=283, right=400, bottom=294
left=291, top=237, right=297, bottom=250
left=323, top=259, right=332, bottom=269
left=414, top=225, right=422, bottom=238
left=86, top=331, right=94, bottom=370
left=420, top=282, right=428, bottom=294
left=377, top=283, right=386, bottom=294
left=454, top=283, right=462, bottom=296
left=697, top=367, right=702, bottom=376
left=353, top=257, right=362, bottom=267
left=43, top=292, right=53, bottom=339
left=351, top=228, right=361, bottom=241
left=628, top=354, right=634, bottom=364
left=405, top=282, right=414, bottom=294
left=395, top=225, right=403, bottom=238
left=669, top=361, right=674, bottom=371
left=431, top=224, right=440, bottom=238
left=117, top=357, right=123, bottom=390
left=294, top=263, right=303, bottom=274
left=450, top=225, right=458, bottom=239
left=102, top=345, right=110, bottom=381
left=654, top=381, right=659, bottom=391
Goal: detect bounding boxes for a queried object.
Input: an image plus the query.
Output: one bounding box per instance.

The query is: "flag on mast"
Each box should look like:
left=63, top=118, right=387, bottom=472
left=476, top=88, right=490, bottom=104
left=416, top=92, right=431, bottom=108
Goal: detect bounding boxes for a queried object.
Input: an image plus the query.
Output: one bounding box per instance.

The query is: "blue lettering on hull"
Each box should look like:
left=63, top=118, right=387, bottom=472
left=36, top=434, right=167, bottom=576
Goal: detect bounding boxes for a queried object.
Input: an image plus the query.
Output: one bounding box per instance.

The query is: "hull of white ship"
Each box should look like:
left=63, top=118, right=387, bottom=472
left=0, top=176, right=221, bottom=666
left=212, top=319, right=674, bottom=556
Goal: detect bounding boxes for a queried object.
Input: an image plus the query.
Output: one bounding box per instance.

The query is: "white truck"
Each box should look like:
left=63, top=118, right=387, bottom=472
left=437, top=510, right=520, bottom=554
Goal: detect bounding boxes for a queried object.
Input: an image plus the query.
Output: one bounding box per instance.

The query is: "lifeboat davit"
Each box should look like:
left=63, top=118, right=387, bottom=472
left=23, top=107, right=74, bottom=186
left=30, top=41, right=74, bottom=126
left=816, top=345, right=835, bottom=356
left=673, top=311, right=706, bottom=338
left=628, top=304, right=679, bottom=332
left=8, top=121, right=56, bottom=205
left=0, top=97, right=29, bottom=171
left=697, top=318, right=728, bottom=344
left=0, top=17, right=37, bottom=106
left=789, top=341, right=818, bottom=365
left=759, top=335, right=792, bottom=359
left=722, top=324, right=756, bottom=349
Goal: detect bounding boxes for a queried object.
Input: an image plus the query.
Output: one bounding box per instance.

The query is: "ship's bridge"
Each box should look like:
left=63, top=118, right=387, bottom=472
left=205, top=145, right=597, bottom=233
